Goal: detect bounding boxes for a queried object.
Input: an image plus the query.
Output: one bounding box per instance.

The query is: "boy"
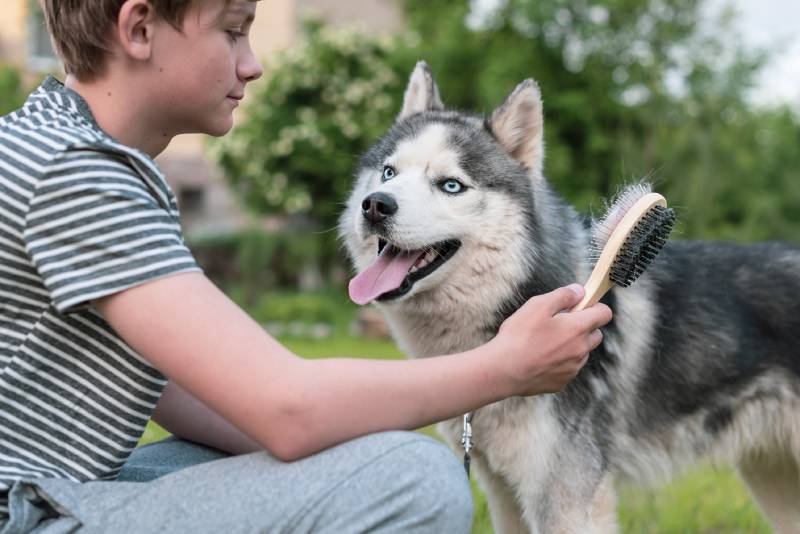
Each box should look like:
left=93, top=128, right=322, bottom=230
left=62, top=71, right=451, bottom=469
left=0, top=0, right=612, bottom=532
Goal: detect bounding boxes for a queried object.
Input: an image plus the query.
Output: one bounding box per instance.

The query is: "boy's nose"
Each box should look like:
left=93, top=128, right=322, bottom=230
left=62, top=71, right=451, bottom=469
left=239, top=46, right=263, bottom=83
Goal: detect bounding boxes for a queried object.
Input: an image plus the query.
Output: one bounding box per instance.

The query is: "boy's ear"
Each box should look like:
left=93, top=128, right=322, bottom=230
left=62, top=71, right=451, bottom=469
left=116, top=0, right=157, bottom=61
left=397, top=61, right=444, bottom=121
left=488, top=79, right=545, bottom=175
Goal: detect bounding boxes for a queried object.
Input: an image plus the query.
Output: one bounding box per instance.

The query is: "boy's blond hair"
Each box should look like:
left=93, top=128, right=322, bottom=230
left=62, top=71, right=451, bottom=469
left=39, top=0, right=227, bottom=81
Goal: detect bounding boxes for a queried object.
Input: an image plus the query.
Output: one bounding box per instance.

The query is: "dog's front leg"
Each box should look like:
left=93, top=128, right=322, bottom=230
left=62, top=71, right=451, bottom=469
left=470, top=450, right=529, bottom=534
left=516, top=470, right=619, bottom=534
left=437, top=417, right=531, bottom=533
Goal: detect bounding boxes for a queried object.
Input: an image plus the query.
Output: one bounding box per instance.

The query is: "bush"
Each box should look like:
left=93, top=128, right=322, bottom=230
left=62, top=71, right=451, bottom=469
left=213, top=20, right=411, bottom=232
left=249, top=290, right=357, bottom=336
left=190, top=228, right=326, bottom=300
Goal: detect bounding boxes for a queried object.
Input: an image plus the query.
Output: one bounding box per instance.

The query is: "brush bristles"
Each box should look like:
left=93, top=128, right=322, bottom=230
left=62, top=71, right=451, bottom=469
left=590, top=183, right=652, bottom=265
left=609, top=205, right=676, bottom=287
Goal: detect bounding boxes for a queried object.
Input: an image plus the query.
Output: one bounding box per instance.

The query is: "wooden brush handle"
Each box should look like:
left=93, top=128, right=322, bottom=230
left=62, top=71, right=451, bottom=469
left=572, top=192, right=667, bottom=311
left=573, top=276, right=615, bottom=312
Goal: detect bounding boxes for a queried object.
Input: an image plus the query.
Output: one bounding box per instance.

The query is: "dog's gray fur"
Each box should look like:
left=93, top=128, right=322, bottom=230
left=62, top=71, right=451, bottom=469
left=340, top=61, right=800, bottom=533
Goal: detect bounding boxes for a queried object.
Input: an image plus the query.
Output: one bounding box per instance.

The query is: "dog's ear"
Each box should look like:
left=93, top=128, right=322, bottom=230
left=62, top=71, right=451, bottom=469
left=488, top=79, right=545, bottom=175
left=397, top=61, right=444, bottom=121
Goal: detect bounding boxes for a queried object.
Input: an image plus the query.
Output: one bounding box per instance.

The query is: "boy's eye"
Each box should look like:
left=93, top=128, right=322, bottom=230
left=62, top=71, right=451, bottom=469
left=439, top=179, right=465, bottom=194
left=226, top=29, right=244, bottom=42
left=382, top=166, right=396, bottom=181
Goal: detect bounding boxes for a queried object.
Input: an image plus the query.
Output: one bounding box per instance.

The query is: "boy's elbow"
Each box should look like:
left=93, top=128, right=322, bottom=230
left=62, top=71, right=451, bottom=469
left=255, top=395, right=318, bottom=462
left=264, top=432, right=313, bottom=462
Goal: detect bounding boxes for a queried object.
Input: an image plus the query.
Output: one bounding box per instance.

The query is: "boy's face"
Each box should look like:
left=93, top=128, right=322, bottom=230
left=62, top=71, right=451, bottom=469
left=149, top=0, right=262, bottom=137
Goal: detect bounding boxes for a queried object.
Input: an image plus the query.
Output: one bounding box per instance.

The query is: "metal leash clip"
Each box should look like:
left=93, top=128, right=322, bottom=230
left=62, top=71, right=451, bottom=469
left=461, top=412, right=473, bottom=476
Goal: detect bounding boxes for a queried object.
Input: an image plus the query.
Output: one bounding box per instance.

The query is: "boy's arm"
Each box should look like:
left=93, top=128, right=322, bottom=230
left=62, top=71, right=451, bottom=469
left=95, top=272, right=610, bottom=461
left=152, top=380, right=262, bottom=454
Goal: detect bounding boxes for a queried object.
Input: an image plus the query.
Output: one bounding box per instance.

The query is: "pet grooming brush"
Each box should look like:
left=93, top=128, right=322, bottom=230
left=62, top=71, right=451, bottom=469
left=573, top=186, right=676, bottom=311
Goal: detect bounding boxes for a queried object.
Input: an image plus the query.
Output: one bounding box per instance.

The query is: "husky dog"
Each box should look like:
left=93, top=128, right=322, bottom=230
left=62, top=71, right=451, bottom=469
left=339, top=61, right=800, bottom=533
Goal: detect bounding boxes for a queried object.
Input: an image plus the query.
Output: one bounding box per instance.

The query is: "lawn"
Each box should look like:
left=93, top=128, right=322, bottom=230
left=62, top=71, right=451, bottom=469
left=140, top=334, right=771, bottom=533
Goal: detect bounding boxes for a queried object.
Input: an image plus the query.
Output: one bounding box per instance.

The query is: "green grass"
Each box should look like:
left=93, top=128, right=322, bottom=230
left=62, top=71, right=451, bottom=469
left=617, top=467, right=770, bottom=533
left=140, top=334, right=771, bottom=533
left=279, top=335, right=406, bottom=359
left=139, top=419, right=171, bottom=445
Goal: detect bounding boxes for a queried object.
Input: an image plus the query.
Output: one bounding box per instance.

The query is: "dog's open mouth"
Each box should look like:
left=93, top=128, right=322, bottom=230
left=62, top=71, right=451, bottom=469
left=348, top=239, right=461, bottom=305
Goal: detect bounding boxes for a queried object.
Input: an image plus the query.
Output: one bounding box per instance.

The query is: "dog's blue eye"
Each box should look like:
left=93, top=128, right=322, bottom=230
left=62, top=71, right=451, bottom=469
left=382, top=166, right=396, bottom=181
left=440, top=179, right=464, bottom=194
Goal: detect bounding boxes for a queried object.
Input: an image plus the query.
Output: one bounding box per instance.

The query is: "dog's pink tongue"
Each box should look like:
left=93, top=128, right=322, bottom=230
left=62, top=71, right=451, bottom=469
left=349, top=248, right=421, bottom=305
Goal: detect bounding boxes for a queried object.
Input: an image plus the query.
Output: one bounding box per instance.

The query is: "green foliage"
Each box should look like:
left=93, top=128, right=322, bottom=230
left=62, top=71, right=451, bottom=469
left=279, top=332, right=404, bottom=360
left=247, top=290, right=358, bottom=335
left=235, top=228, right=322, bottom=289
left=213, top=20, right=408, bottom=234
left=399, top=0, right=800, bottom=243
left=0, top=64, right=26, bottom=116
left=216, top=0, right=800, bottom=286
left=190, top=229, right=326, bottom=298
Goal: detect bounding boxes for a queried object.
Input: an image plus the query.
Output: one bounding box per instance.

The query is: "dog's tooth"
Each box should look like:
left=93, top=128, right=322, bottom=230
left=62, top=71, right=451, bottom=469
left=408, top=249, right=439, bottom=274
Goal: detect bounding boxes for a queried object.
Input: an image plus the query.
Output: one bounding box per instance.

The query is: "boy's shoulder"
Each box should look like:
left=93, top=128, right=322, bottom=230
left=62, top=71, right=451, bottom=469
left=0, top=76, right=156, bottom=168
left=1, top=76, right=162, bottom=188
left=2, top=77, right=103, bottom=149
left=0, top=76, right=180, bottom=218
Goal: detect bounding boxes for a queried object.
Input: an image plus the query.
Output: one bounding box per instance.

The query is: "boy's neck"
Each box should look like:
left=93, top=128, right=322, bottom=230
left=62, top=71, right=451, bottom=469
left=65, top=74, right=172, bottom=158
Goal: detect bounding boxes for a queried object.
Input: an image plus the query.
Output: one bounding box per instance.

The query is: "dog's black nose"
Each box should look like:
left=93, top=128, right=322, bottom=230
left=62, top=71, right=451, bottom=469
left=361, top=192, right=397, bottom=224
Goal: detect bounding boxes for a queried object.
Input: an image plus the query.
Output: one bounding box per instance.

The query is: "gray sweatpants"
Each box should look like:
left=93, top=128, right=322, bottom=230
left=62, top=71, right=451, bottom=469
left=0, top=431, right=473, bottom=533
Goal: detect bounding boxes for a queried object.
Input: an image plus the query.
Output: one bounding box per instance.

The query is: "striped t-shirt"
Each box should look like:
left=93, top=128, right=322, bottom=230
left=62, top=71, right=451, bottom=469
left=0, top=76, right=201, bottom=517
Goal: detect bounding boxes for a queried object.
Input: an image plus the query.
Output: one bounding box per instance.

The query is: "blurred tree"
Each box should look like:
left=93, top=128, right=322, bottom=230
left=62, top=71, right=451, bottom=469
left=215, top=1, right=800, bottom=286
left=400, top=0, right=800, bottom=242
left=213, top=20, right=414, bottom=277
left=214, top=20, right=407, bottom=233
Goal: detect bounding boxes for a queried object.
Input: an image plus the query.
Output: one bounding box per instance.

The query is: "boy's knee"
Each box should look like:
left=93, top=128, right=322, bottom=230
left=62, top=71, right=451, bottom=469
left=374, top=432, right=474, bottom=532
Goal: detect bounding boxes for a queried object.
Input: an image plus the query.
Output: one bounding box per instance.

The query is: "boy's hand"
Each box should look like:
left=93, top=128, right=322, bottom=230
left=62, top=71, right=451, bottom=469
left=490, top=284, right=613, bottom=396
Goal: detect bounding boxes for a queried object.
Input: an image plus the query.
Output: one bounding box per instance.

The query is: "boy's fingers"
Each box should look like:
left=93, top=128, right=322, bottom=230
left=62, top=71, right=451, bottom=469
left=589, top=304, right=613, bottom=329
left=544, top=284, right=584, bottom=315
left=571, top=303, right=613, bottom=331
left=588, top=329, right=604, bottom=349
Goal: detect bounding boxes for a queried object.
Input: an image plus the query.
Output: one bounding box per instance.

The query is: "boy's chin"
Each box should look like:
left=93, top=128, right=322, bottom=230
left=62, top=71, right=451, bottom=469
left=203, top=117, right=235, bottom=137
left=206, top=126, right=233, bottom=137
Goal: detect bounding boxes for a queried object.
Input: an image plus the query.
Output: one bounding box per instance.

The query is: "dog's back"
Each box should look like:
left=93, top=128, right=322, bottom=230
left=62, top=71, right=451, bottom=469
left=603, top=240, right=800, bottom=470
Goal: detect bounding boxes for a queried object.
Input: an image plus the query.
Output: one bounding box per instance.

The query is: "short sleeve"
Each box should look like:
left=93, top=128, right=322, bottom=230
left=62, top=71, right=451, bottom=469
left=23, top=151, right=201, bottom=313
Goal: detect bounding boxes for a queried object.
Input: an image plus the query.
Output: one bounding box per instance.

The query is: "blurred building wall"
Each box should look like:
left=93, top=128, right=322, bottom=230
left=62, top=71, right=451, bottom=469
left=297, top=0, right=403, bottom=32
left=0, top=2, right=27, bottom=62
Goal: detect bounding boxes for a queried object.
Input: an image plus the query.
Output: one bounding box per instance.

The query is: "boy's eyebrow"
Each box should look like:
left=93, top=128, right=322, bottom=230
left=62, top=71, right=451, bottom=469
left=225, top=2, right=256, bottom=24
